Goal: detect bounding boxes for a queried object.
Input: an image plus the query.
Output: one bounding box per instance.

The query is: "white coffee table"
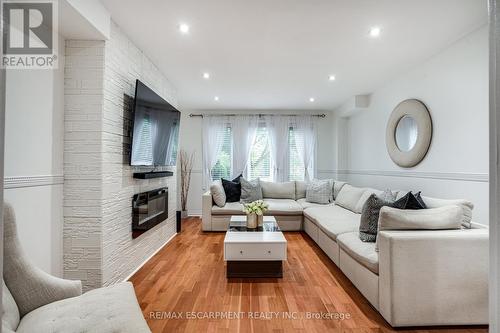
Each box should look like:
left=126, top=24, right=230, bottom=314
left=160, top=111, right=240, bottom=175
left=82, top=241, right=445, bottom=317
left=223, top=215, right=287, bottom=278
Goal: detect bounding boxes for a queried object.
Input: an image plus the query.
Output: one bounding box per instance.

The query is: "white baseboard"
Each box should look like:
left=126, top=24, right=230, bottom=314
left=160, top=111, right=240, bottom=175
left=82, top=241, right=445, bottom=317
left=123, top=232, right=177, bottom=282
left=188, top=209, right=202, bottom=216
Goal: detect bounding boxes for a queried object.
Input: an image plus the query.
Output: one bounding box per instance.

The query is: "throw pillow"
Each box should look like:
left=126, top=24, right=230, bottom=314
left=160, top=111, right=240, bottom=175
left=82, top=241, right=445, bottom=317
left=222, top=175, right=242, bottom=202
left=414, top=191, right=427, bottom=209
left=210, top=180, right=226, bottom=207
left=306, top=179, right=332, bottom=204
left=359, top=192, right=405, bottom=242
left=379, top=189, right=397, bottom=202
left=395, top=191, right=427, bottom=210
left=240, top=178, right=263, bottom=203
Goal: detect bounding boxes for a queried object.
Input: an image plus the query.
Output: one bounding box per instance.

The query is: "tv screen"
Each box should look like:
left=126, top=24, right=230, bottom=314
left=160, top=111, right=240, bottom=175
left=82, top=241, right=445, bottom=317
left=130, top=80, right=180, bottom=166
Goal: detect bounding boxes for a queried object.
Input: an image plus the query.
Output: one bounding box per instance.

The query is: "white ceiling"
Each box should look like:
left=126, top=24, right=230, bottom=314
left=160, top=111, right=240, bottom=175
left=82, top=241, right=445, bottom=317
left=101, top=0, right=487, bottom=111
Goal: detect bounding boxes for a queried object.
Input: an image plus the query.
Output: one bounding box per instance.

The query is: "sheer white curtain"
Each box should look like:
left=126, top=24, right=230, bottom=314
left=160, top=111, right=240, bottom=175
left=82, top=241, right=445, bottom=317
left=231, top=115, right=259, bottom=178
left=202, top=115, right=227, bottom=188
left=266, top=115, right=291, bottom=182
left=293, top=115, right=318, bottom=181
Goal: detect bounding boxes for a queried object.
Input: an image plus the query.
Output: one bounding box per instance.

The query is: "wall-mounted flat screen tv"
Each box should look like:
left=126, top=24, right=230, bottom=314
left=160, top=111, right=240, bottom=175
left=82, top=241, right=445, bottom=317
left=130, top=80, right=180, bottom=166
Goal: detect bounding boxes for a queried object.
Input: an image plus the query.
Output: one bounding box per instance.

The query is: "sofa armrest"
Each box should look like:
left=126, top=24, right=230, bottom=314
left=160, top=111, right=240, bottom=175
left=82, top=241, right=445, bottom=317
left=378, top=229, right=488, bottom=327
left=202, top=191, right=213, bottom=231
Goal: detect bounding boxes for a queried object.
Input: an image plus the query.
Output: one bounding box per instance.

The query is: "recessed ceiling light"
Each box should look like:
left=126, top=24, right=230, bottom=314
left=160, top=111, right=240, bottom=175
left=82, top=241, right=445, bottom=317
left=203, top=72, right=210, bottom=79
left=309, top=97, right=315, bottom=103
left=214, top=96, right=219, bottom=101
left=179, top=23, right=190, bottom=34
left=369, top=26, right=381, bottom=38
left=328, top=75, right=336, bottom=81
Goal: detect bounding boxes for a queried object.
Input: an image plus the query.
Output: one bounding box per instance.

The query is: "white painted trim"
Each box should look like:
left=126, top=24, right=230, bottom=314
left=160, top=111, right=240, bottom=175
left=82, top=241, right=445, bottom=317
left=123, top=232, right=177, bottom=282
left=317, top=169, right=337, bottom=174
left=4, top=175, right=64, bottom=189
left=489, top=0, right=499, bottom=330
left=188, top=210, right=202, bottom=217
left=337, top=169, right=488, bottom=182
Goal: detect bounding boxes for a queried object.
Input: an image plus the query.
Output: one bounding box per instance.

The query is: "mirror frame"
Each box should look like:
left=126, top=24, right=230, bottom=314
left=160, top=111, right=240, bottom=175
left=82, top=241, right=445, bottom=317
left=386, top=99, right=433, bottom=168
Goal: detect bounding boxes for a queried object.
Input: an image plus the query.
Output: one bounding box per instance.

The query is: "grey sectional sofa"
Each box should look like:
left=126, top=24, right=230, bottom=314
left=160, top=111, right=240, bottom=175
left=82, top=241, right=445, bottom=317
left=202, top=180, right=489, bottom=327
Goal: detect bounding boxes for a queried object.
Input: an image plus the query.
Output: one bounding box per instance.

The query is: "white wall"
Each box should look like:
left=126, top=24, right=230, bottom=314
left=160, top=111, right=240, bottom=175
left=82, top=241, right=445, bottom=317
left=178, top=109, right=337, bottom=215
left=4, top=35, right=65, bottom=276
left=340, top=25, right=489, bottom=225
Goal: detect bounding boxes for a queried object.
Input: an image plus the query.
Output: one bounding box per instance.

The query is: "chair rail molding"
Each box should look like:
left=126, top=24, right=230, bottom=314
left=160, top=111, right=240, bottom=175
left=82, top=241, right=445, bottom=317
left=4, top=174, right=64, bottom=189
left=336, top=169, right=489, bottom=182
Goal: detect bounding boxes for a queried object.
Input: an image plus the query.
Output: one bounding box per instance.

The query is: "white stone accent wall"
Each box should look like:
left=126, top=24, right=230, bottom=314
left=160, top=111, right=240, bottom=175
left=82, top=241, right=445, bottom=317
left=64, top=22, right=178, bottom=290
left=101, top=23, right=177, bottom=286
left=64, top=40, right=105, bottom=290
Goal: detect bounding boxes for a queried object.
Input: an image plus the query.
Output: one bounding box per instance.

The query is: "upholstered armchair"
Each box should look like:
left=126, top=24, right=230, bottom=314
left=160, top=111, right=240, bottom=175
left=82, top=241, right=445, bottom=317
left=2, top=203, right=152, bottom=333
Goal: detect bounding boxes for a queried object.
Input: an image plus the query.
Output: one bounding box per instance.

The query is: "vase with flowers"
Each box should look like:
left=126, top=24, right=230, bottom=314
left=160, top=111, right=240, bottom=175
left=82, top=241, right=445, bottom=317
left=242, top=200, right=269, bottom=229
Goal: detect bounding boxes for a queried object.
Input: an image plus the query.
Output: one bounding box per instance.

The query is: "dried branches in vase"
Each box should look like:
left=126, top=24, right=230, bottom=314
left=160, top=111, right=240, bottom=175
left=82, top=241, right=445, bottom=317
left=180, top=150, right=195, bottom=218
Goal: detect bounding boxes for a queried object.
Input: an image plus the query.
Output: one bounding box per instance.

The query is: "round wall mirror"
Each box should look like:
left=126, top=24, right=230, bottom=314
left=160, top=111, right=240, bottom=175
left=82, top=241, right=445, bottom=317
left=395, top=115, right=418, bottom=152
left=386, top=99, right=432, bottom=168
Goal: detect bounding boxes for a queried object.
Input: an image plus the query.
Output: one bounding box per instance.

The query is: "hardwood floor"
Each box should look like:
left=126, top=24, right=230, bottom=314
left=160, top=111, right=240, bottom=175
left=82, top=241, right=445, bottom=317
left=130, top=217, right=488, bottom=333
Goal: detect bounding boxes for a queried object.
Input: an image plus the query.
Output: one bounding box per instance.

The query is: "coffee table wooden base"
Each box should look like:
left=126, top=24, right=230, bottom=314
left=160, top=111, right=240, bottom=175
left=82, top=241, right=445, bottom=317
left=226, top=261, right=283, bottom=278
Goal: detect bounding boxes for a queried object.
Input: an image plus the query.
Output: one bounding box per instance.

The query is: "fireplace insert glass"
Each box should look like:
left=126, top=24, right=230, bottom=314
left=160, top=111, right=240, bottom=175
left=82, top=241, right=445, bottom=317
left=132, top=187, right=168, bottom=238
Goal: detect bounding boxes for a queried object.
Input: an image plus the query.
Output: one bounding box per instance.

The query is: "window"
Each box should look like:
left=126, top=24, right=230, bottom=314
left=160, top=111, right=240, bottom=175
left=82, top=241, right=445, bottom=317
left=248, top=125, right=272, bottom=181
left=208, top=117, right=315, bottom=183
left=211, top=126, right=232, bottom=180
left=289, top=127, right=305, bottom=181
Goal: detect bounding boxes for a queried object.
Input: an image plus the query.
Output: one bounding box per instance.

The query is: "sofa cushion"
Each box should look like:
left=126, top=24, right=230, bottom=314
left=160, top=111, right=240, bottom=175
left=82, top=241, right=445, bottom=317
left=2, top=282, right=20, bottom=333
left=212, top=199, right=302, bottom=216
left=422, top=196, right=474, bottom=228
left=295, top=181, right=308, bottom=199
left=210, top=180, right=226, bottom=207
left=333, top=181, right=347, bottom=200
left=335, top=185, right=367, bottom=213
left=378, top=205, right=463, bottom=231
left=306, top=179, right=332, bottom=204
left=354, top=188, right=383, bottom=214
left=264, top=199, right=303, bottom=215
left=261, top=181, right=296, bottom=199
left=16, top=282, right=150, bottom=333
left=337, top=232, right=379, bottom=274
left=296, top=198, right=333, bottom=209
left=304, top=206, right=360, bottom=240
left=212, top=202, right=244, bottom=215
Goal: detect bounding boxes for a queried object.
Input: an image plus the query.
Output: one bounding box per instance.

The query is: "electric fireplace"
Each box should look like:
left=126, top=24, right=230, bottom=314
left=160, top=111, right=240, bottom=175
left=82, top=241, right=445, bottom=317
left=132, top=187, right=168, bottom=238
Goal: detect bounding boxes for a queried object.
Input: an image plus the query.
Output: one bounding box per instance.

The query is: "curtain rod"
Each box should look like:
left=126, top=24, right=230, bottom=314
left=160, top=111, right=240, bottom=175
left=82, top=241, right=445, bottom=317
left=188, top=113, right=327, bottom=118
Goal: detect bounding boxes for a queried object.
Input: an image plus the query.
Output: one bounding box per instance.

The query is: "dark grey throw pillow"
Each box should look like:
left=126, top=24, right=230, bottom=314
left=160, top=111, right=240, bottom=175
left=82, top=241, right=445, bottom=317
left=359, top=192, right=405, bottom=242
left=240, top=178, right=263, bottom=203
left=396, top=191, right=427, bottom=210
left=222, top=175, right=242, bottom=202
